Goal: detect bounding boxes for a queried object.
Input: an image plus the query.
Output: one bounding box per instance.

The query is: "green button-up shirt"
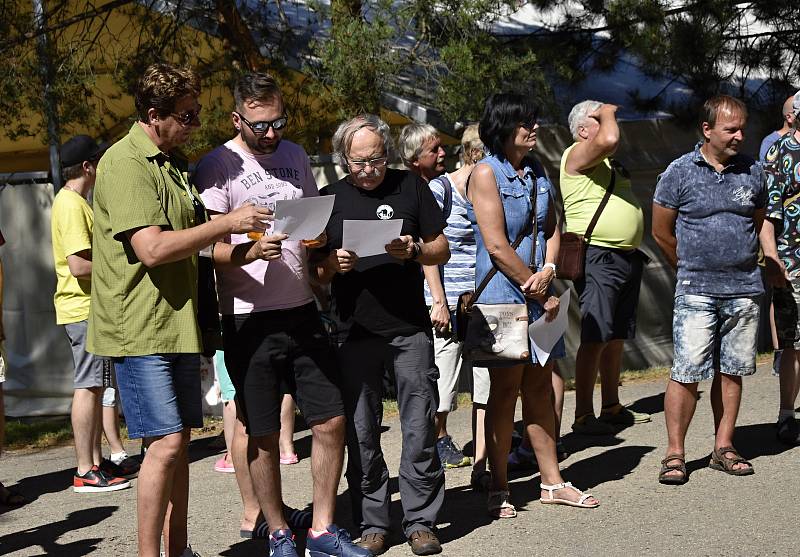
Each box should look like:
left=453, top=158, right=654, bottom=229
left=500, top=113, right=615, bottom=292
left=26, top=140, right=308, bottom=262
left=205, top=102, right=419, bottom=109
left=88, top=123, right=203, bottom=356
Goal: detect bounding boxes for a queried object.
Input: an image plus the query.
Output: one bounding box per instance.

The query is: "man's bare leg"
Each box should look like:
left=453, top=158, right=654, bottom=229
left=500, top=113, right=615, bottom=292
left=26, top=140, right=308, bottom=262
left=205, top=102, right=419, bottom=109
left=231, top=417, right=263, bottom=531
left=249, top=432, right=288, bottom=532
left=573, top=341, right=606, bottom=418
left=308, top=415, right=346, bottom=531
left=136, top=429, right=188, bottom=557
left=72, top=387, right=102, bottom=474
left=598, top=340, right=625, bottom=407
left=710, top=373, right=750, bottom=472
left=162, top=431, right=190, bottom=556
left=662, top=379, right=698, bottom=480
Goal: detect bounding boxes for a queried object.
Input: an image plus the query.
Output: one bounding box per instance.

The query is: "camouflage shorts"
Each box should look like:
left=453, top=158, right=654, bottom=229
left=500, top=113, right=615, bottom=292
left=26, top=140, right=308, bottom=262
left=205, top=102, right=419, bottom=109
left=773, top=279, right=800, bottom=349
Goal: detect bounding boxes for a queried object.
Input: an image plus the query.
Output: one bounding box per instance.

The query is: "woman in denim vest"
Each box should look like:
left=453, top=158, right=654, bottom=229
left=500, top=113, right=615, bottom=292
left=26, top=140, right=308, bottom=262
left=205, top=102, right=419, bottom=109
left=467, top=93, right=599, bottom=518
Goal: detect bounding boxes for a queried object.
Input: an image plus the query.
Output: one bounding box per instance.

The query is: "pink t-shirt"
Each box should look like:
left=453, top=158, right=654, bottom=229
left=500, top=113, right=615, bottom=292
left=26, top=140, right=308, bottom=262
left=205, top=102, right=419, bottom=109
left=195, top=139, right=317, bottom=315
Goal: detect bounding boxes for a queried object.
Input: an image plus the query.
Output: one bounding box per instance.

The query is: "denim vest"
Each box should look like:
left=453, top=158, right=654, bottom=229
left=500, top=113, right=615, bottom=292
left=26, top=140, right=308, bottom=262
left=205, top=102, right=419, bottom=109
left=467, top=154, right=553, bottom=306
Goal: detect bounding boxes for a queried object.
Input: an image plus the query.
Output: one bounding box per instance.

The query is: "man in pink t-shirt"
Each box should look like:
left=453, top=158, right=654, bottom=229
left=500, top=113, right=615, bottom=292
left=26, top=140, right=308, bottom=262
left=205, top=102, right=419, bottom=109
left=195, top=73, right=365, bottom=557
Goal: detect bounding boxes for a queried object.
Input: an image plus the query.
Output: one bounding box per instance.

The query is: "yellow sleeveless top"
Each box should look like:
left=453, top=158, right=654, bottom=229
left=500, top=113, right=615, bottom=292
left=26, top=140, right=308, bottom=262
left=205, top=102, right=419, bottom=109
left=559, top=143, right=644, bottom=250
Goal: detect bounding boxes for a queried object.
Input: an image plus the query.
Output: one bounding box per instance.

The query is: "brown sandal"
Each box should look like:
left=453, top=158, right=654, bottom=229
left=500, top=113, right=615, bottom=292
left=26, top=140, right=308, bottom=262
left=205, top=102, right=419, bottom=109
left=658, top=454, right=687, bottom=485
left=709, top=446, right=754, bottom=476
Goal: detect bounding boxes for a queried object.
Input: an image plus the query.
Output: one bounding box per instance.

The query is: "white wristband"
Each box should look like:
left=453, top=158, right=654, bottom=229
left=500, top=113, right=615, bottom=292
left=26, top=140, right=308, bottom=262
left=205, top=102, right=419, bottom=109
left=543, top=262, right=557, bottom=276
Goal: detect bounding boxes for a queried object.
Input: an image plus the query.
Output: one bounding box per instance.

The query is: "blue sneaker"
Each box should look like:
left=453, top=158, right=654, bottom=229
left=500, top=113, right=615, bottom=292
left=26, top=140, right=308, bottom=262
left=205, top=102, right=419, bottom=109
left=269, top=529, right=299, bottom=557
left=305, top=524, right=373, bottom=557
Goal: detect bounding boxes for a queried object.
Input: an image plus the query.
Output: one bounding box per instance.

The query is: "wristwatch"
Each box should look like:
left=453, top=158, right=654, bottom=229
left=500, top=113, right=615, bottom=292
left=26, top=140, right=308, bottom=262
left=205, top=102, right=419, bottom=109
left=543, top=262, right=557, bottom=276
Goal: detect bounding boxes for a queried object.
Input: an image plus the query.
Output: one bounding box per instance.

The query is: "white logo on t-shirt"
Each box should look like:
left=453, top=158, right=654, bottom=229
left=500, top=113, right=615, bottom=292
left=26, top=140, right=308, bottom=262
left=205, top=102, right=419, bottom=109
left=376, top=205, right=394, bottom=219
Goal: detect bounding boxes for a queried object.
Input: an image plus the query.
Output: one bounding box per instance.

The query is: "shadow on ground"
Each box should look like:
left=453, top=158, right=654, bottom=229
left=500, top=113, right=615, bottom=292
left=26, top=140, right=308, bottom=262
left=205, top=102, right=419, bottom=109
left=0, top=505, right=116, bottom=555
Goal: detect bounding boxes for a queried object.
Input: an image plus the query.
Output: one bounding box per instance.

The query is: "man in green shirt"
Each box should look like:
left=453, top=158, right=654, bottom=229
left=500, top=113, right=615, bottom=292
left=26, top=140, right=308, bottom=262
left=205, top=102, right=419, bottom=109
left=89, top=63, right=268, bottom=557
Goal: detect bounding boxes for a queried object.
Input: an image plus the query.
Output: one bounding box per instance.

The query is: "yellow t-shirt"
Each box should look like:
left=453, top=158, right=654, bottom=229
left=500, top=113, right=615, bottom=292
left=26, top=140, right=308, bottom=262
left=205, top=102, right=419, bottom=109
left=559, top=143, right=644, bottom=250
left=51, top=188, right=92, bottom=324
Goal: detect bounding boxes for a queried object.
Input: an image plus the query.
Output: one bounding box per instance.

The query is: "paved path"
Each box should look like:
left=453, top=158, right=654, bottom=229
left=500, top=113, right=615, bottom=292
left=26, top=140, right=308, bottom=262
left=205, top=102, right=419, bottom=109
left=0, top=363, right=797, bottom=556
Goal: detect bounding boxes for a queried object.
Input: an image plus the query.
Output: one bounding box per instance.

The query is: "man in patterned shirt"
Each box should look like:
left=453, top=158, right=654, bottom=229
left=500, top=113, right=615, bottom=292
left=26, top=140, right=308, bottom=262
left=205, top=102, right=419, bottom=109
left=760, top=90, right=800, bottom=446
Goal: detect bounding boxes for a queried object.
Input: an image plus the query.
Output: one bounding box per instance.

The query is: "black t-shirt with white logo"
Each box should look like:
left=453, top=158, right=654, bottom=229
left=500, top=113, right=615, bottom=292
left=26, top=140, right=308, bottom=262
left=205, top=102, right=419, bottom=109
left=321, top=168, right=446, bottom=338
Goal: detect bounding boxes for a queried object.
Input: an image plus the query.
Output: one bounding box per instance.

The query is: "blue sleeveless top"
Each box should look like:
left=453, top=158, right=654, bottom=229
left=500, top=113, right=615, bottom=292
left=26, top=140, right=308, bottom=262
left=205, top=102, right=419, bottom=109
left=466, top=153, right=565, bottom=363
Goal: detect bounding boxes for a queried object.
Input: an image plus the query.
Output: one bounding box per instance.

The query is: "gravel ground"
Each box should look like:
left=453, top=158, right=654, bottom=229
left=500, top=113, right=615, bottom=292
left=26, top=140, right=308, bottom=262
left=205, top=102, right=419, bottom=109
left=0, top=362, right=797, bottom=556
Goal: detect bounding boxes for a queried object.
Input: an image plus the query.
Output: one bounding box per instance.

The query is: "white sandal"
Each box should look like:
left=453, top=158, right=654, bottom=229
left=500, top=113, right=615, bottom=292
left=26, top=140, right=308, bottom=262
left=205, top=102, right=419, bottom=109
left=540, top=481, right=599, bottom=508
left=487, top=489, right=517, bottom=518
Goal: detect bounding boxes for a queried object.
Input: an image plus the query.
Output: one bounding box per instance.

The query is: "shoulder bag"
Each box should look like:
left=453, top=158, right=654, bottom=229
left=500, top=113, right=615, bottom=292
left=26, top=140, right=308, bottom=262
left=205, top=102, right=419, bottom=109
left=456, top=183, right=537, bottom=362
left=555, top=168, right=616, bottom=281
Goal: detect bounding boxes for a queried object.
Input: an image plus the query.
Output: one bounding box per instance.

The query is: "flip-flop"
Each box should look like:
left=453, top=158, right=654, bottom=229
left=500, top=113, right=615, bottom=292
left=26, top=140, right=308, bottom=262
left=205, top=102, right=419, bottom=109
left=540, top=481, right=599, bottom=508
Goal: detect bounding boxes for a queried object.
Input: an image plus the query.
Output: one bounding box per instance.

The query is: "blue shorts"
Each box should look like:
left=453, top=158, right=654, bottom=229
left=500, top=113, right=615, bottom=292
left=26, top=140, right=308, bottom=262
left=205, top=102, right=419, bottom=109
left=114, top=353, right=203, bottom=439
left=671, top=294, right=760, bottom=383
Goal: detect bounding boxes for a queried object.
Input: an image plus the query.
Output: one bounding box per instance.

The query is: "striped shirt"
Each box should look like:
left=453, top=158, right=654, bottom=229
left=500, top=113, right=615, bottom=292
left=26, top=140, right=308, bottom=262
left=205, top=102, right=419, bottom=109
left=424, top=173, right=478, bottom=306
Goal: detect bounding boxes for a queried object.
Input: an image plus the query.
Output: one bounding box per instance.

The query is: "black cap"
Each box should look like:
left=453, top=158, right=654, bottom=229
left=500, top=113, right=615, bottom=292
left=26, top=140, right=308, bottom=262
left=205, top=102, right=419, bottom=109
left=60, top=135, right=102, bottom=168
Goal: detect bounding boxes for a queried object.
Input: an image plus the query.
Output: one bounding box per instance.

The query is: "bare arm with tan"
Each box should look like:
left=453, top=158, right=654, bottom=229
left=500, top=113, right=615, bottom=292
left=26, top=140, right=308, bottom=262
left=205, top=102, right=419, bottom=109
left=126, top=203, right=269, bottom=268
left=564, top=104, right=620, bottom=176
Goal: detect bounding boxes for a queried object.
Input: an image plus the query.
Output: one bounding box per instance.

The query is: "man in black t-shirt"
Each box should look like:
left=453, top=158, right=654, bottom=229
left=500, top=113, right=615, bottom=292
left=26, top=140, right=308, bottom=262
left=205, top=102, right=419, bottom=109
left=315, top=114, right=450, bottom=556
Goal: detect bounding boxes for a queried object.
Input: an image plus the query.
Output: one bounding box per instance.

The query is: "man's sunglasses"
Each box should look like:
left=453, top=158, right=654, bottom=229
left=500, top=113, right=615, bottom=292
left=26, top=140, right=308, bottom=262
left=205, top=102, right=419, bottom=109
left=170, top=105, right=202, bottom=126
left=235, top=112, right=288, bottom=135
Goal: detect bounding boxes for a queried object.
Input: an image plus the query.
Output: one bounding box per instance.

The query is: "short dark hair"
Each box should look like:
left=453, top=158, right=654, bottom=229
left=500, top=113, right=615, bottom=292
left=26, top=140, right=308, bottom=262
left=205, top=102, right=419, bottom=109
left=234, top=73, right=282, bottom=112
left=479, top=93, right=539, bottom=158
left=701, top=94, right=748, bottom=130
left=61, top=162, right=86, bottom=181
left=134, top=63, right=200, bottom=122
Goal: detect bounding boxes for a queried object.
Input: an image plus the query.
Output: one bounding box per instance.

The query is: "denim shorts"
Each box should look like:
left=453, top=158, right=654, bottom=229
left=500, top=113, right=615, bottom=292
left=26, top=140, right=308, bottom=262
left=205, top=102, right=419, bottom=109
left=113, top=353, right=203, bottom=439
left=671, top=294, right=760, bottom=383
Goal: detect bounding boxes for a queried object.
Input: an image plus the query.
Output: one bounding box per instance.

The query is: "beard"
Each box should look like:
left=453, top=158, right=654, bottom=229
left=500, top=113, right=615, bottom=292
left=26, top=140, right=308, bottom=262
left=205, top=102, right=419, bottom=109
left=243, top=130, right=280, bottom=155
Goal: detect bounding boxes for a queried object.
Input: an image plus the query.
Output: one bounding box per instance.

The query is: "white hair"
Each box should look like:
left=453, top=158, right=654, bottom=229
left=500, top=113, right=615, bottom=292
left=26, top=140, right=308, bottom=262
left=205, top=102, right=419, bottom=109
left=568, top=100, right=603, bottom=140
left=332, top=114, right=394, bottom=171
left=398, top=122, right=439, bottom=167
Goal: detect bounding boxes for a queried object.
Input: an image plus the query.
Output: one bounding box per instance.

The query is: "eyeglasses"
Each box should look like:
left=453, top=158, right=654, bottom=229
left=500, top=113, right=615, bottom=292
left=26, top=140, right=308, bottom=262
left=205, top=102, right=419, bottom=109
left=170, top=105, right=202, bottom=126
left=235, top=112, right=288, bottom=135
left=520, top=120, right=538, bottom=131
left=347, top=156, right=388, bottom=170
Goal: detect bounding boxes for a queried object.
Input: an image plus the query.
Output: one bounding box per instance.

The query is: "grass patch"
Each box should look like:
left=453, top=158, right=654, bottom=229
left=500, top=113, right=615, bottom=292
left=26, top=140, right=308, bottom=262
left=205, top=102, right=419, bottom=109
left=5, top=417, right=73, bottom=451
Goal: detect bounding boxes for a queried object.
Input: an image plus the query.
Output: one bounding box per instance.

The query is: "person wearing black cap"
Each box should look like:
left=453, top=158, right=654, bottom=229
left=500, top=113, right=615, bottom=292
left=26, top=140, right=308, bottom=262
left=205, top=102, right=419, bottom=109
left=51, top=135, right=132, bottom=493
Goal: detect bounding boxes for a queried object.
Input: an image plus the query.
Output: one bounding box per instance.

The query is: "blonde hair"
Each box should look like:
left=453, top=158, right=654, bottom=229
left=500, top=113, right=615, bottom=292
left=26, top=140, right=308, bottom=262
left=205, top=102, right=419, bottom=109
left=460, top=124, right=483, bottom=165
left=398, top=123, right=439, bottom=167
left=134, top=63, right=201, bottom=122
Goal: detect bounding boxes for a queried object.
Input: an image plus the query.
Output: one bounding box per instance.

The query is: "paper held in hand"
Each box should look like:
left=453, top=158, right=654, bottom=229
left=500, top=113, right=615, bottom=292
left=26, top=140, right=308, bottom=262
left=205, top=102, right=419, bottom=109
left=342, top=219, right=404, bottom=257
left=272, top=195, right=336, bottom=241
left=528, top=289, right=571, bottom=365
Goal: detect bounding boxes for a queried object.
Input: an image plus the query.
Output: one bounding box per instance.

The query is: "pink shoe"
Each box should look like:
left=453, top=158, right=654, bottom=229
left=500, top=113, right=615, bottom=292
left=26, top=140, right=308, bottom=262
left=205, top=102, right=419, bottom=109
left=279, top=453, right=299, bottom=465
left=214, top=454, right=235, bottom=473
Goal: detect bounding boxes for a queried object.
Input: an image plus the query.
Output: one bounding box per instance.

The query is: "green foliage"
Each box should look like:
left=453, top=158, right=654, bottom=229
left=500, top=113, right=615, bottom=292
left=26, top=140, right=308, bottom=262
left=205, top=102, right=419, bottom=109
left=2, top=0, right=797, bottom=158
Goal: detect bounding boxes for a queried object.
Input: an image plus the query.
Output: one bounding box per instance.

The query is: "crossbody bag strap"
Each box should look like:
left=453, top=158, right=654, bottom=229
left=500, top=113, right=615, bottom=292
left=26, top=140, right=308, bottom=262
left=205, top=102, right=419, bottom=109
left=584, top=167, right=616, bottom=243
left=470, top=178, right=537, bottom=304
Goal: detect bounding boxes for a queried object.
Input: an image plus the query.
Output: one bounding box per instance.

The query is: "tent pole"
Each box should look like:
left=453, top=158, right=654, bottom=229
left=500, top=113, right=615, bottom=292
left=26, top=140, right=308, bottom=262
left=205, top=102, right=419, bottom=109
left=32, top=0, right=62, bottom=190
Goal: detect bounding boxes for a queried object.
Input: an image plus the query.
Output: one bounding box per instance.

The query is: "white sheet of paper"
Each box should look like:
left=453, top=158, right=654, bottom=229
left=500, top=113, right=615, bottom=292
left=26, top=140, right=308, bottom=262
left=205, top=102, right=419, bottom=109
left=341, top=219, right=404, bottom=257
left=272, top=196, right=336, bottom=240
left=528, top=289, right=571, bottom=365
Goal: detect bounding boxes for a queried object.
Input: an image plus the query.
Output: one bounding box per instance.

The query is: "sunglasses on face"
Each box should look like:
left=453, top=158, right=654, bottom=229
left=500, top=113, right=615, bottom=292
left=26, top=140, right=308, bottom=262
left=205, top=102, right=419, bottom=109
left=170, top=105, right=202, bottom=126
left=520, top=120, right=538, bottom=131
left=235, top=112, right=288, bottom=135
